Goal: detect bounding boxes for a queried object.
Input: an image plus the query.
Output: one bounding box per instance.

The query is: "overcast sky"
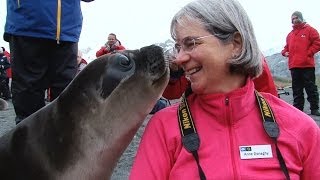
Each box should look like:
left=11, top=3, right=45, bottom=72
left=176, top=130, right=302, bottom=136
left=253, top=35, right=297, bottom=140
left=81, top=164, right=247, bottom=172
left=1, top=0, right=319, bottom=55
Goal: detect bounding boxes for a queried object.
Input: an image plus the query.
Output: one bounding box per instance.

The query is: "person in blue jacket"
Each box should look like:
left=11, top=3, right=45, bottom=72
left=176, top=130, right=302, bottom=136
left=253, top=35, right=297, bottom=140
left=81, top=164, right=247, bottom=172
left=4, top=0, right=94, bottom=124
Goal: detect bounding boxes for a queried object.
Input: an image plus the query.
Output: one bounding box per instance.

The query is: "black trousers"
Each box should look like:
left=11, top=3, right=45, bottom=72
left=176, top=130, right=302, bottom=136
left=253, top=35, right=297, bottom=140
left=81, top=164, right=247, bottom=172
left=8, top=35, right=78, bottom=122
left=0, top=77, right=11, bottom=99
left=290, top=68, right=319, bottom=111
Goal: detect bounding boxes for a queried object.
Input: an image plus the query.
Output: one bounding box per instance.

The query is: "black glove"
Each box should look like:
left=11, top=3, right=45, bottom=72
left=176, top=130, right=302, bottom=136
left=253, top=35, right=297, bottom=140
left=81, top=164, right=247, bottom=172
left=109, top=45, right=118, bottom=52
left=105, top=44, right=117, bottom=52
left=170, top=68, right=184, bottom=80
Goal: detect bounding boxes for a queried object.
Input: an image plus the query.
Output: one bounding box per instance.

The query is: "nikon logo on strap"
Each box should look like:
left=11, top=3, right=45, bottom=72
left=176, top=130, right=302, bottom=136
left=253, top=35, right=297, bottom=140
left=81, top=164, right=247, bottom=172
left=178, top=97, right=196, bottom=134
left=259, top=96, right=271, bottom=118
left=180, top=99, right=192, bottom=129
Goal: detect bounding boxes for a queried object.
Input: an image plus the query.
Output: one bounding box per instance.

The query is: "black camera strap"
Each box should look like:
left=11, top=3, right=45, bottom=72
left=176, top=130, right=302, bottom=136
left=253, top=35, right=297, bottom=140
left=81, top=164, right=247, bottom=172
left=254, top=91, right=290, bottom=180
left=178, top=92, right=206, bottom=180
left=178, top=90, right=290, bottom=180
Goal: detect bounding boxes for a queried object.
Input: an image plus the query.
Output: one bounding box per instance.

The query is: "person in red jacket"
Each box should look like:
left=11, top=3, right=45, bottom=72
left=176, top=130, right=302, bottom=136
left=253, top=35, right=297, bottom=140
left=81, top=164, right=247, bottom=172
left=96, top=33, right=126, bottom=57
left=77, top=50, right=88, bottom=74
left=281, top=11, right=320, bottom=116
left=1, top=47, right=11, bottom=100
left=0, top=48, right=11, bottom=100
left=1, top=47, right=11, bottom=79
left=162, top=60, right=189, bottom=100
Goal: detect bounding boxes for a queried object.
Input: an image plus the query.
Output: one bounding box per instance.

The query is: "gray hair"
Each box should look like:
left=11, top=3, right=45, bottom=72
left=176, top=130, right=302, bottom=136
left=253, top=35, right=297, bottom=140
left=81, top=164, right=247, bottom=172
left=170, top=0, right=262, bottom=77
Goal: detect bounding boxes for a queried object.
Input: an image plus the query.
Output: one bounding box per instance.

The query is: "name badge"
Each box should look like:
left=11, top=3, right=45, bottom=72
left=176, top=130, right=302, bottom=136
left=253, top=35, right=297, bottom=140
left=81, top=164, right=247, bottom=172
left=239, top=145, right=273, bottom=159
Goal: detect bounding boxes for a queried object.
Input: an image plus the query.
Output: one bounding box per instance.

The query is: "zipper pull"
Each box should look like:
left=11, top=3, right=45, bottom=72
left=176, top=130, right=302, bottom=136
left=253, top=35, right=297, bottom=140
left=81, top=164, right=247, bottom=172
left=225, top=97, right=229, bottom=105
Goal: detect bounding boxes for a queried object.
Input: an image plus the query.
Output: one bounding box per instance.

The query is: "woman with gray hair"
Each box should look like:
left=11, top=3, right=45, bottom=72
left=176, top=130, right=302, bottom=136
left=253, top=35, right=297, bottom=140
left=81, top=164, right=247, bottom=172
left=130, top=0, right=320, bottom=179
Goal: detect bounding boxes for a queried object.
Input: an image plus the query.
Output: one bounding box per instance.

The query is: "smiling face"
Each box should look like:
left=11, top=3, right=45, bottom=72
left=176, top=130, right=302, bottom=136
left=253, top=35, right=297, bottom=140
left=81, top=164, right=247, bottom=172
left=107, top=34, right=117, bottom=46
left=173, top=19, right=245, bottom=94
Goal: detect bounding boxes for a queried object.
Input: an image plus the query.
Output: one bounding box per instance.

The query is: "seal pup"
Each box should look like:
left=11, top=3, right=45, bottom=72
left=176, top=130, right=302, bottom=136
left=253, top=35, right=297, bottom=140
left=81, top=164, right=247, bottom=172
left=0, top=98, right=8, bottom=110
left=0, top=45, right=169, bottom=180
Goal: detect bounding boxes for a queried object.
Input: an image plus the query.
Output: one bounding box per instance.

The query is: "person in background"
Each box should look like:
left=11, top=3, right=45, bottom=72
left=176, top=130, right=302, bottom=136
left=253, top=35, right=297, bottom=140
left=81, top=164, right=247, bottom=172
left=1, top=47, right=10, bottom=59
left=1, top=47, right=11, bottom=100
left=281, top=11, right=320, bottom=116
left=130, top=0, right=320, bottom=179
left=149, top=97, right=170, bottom=115
left=4, top=0, right=94, bottom=124
left=0, top=48, right=11, bottom=100
left=96, top=33, right=126, bottom=57
left=162, top=60, right=189, bottom=100
left=77, top=50, right=88, bottom=74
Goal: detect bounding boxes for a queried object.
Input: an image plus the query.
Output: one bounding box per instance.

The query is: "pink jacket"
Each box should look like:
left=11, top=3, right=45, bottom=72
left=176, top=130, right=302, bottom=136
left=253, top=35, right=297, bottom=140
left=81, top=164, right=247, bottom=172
left=130, top=79, right=320, bottom=179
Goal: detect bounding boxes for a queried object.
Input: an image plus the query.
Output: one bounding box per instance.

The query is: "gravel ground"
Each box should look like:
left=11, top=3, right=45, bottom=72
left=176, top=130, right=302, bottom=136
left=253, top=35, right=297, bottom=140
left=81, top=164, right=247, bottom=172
left=0, top=91, right=319, bottom=179
left=0, top=99, right=15, bottom=137
left=278, top=89, right=320, bottom=126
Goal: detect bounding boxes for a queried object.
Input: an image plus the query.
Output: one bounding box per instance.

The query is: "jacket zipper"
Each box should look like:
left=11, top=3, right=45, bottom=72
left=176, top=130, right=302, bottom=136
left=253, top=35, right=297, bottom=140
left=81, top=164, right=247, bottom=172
left=225, top=97, right=239, bottom=179
left=17, top=0, right=20, bottom=8
left=56, top=0, right=61, bottom=44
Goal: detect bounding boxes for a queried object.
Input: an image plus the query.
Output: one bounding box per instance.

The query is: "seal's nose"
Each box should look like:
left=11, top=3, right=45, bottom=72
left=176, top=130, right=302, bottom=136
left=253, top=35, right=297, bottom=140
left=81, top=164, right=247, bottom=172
left=139, top=45, right=167, bottom=76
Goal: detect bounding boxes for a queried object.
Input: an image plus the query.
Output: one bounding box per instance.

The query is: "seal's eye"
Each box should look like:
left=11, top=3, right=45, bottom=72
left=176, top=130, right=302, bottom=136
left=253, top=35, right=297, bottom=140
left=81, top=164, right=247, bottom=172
left=110, top=53, right=134, bottom=71
left=118, top=54, right=131, bottom=67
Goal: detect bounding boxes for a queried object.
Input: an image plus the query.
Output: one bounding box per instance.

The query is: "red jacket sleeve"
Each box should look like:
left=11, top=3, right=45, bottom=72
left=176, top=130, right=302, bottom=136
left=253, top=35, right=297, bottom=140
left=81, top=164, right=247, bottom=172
left=162, top=76, right=189, bottom=100
left=307, top=27, right=320, bottom=56
left=4, top=51, right=11, bottom=78
left=116, top=45, right=126, bottom=50
left=80, top=58, right=88, bottom=64
left=253, top=58, right=278, bottom=97
left=96, top=45, right=126, bottom=58
left=96, top=47, right=108, bottom=58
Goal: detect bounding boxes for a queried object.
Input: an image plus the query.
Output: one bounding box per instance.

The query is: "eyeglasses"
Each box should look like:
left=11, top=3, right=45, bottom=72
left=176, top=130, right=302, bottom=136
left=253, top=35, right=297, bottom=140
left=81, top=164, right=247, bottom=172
left=173, top=34, right=215, bottom=56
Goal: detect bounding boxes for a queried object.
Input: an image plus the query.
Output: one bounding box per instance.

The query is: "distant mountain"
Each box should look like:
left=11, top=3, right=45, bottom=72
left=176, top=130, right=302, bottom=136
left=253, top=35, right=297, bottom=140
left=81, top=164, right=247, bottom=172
left=262, top=46, right=282, bottom=56
left=155, top=39, right=175, bottom=51
left=265, top=53, right=291, bottom=79
left=79, top=46, right=100, bottom=63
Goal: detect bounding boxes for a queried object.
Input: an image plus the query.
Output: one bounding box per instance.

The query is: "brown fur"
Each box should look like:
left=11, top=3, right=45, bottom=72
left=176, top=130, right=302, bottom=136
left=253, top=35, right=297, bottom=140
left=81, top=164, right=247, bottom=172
left=0, top=98, right=8, bottom=111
